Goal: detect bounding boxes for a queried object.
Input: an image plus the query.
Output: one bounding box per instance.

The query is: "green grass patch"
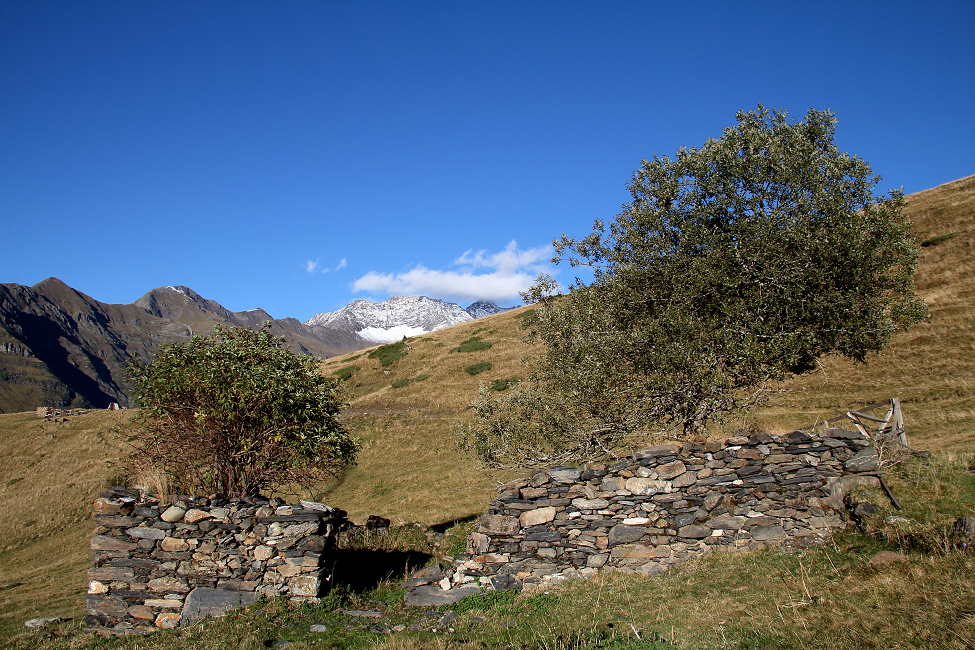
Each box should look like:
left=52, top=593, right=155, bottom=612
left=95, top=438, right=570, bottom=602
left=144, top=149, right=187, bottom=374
left=369, top=483, right=391, bottom=497
left=921, top=232, right=960, bottom=247
left=450, top=336, right=493, bottom=353
left=331, top=364, right=361, bottom=381
left=443, top=588, right=519, bottom=613
left=490, top=376, right=521, bottom=391
left=367, top=341, right=408, bottom=367
left=391, top=373, right=431, bottom=389
left=465, top=362, right=493, bottom=376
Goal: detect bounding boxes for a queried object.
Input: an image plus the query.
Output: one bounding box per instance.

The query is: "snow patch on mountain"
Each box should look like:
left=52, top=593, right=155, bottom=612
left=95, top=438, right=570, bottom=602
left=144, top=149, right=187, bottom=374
left=357, top=325, right=428, bottom=343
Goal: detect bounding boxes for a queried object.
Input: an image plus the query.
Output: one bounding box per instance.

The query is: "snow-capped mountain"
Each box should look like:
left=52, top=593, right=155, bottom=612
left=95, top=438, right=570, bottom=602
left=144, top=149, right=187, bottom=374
left=306, top=296, right=475, bottom=344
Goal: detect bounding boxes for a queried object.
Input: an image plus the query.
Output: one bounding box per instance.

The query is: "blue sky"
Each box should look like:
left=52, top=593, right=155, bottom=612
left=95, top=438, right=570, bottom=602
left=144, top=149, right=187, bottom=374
left=2, top=1, right=973, bottom=321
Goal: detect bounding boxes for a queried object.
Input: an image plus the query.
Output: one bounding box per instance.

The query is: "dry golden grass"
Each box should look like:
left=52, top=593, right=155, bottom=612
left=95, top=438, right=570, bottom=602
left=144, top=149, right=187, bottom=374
left=0, top=410, right=133, bottom=638
left=314, top=311, right=535, bottom=526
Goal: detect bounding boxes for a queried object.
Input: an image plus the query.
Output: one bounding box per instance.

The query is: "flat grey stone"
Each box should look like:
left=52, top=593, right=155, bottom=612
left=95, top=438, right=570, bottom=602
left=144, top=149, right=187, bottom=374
left=674, top=513, right=696, bottom=527
left=547, top=467, right=583, bottom=483
left=634, top=445, right=681, bottom=459
left=954, top=516, right=975, bottom=538
left=404, top=564, right=442, bottom=587
left=478, top=514, right=520, bottom=535
left=404, top=585, right=481, bottom=607
left=677, top=525, right=710, bottom=539
left=608, top=524, right=645, bottom=545
left=707, top=514, right=746, bottom=530
left=751, top=525, right=786, bottom=541
left=657, top=461, right=687, bottom=480
left=489, top=573, right=522, bottom=592
left=180, top=588, right=258, bottom=626
left=845, top=448, right=879, bottom=472
left=90, top=535, right=137, bottom=552
left=86, top=595, right=128, bottom=617
left=125, top=526, right=166, bottom=540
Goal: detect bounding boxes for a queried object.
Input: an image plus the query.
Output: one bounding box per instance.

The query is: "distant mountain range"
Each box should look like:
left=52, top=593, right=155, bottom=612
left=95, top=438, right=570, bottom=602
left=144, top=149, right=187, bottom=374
left=0, top=278, right=512, bottom=412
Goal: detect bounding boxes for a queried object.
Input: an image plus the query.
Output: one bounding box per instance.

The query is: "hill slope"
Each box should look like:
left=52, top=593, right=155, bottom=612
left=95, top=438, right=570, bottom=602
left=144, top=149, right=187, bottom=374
left=0, top=175, right=973, bottom=638
left=319, top=174, right=975, bottom=524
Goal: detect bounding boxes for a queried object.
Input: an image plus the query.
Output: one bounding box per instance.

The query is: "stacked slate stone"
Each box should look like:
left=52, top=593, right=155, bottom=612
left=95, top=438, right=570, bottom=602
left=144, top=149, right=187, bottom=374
left=445, top=428, right=878, bottom=591
left=87, top=487, right=349, bottom=635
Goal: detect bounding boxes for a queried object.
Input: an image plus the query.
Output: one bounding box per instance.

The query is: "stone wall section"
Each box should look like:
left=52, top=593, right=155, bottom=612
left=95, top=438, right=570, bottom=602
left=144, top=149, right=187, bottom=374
left=86, top=487, right=348, bottom=634
left=451, top=428, right=879, bottom=589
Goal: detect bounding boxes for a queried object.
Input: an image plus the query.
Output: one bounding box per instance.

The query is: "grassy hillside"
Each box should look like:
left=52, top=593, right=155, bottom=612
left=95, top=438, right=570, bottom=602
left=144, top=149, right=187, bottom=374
left=0, top=410, right=132, bottom=638
left=316, top=314, right=535, bottom=526
left=1, top=175, right=973, bottom=645
left=319, top=174, right=975, bottom=523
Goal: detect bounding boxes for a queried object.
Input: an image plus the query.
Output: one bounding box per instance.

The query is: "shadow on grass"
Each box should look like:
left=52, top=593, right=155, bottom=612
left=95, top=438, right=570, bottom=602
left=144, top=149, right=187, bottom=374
left=429, top=513, right=480, bottom=534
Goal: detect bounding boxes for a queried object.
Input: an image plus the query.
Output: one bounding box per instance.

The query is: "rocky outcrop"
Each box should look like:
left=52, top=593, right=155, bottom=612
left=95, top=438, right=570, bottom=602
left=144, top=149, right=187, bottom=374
left=464, top=301, right=512, bottom=319
left=85, top=487, right=348, bottom=635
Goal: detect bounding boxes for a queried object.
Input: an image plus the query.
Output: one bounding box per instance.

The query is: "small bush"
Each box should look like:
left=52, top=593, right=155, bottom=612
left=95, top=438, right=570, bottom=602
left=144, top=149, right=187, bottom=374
left=465, top=362, right=493, bottom=376
left=491, top=377, right=522, bottom=391
left=450, top=336, right=493, bottom=353
left=128, top=325, right=358, bottom=497
left=368, top=340, right=408, bottom=366
left=332, top=365, right=360, bottom=382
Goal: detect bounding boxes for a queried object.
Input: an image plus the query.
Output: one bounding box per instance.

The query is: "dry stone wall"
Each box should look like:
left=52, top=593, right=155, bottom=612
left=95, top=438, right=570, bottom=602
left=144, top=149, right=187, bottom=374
left=86, top=487, right=348, bottom=635
left=438, top=428, right=880, bottom=594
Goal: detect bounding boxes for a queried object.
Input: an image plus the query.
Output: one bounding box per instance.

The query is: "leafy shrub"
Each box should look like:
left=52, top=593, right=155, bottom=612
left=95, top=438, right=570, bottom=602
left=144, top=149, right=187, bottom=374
left=368, top=340, right=408, bottom=366
left=450, top=336, right=493, bottom=353
left=462, top=106, right=926, bottom=468
left=128, top=325, right=359, bottom=497
left=332, top=365, right=360, bottom=382
left=465, top=362, right=493, bottom=376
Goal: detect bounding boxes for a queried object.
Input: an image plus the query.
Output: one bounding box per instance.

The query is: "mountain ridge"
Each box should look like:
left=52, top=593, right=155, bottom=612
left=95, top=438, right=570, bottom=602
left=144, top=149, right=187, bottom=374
left=0, top=280, right=516, bottom=412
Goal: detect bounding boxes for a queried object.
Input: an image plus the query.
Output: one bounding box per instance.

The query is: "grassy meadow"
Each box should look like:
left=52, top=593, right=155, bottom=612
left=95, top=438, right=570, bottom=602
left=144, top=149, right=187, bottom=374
left=1, top=175, right=973, bottom=648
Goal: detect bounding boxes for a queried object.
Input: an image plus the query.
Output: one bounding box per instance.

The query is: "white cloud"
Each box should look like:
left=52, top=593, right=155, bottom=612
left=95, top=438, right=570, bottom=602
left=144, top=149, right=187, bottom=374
left=352, top=241, right=555, bottom=305
left=306, top=258, right=347, bottom=274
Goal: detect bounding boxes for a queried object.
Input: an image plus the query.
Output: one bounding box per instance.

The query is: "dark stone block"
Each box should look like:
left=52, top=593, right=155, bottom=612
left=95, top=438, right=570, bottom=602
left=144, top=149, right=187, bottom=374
left=674, top=513, right=697, bottom=527
left=180, top=588, right=258, bottom=626
left=607, top=525, right=645, bottom=546
left=677, top=525, right=710, bottom=539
